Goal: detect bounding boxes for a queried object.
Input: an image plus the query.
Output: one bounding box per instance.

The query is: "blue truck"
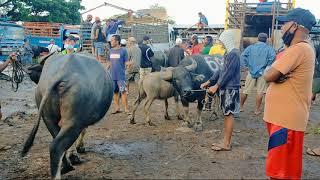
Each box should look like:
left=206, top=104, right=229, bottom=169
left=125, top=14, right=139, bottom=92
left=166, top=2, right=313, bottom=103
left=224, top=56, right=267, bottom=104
left=0, top=20, right=25, bottom=61
left=23, top=22, right=80, bottom=49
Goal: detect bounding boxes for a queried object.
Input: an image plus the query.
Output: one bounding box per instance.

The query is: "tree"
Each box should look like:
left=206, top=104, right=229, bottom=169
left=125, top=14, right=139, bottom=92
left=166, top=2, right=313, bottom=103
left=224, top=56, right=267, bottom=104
left=0, top=0, right=84, bottom=24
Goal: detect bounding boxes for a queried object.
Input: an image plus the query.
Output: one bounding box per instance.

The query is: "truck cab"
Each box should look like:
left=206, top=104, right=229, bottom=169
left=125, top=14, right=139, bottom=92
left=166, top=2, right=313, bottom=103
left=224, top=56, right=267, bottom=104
left=0, top=21, right=25, bottom=61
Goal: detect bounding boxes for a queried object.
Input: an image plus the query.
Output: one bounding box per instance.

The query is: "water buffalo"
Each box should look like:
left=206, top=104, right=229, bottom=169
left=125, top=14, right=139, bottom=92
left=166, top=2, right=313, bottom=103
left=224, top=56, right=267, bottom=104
left=21, top=53, right=113, bottom=179
left=129, top=68, right=182, bottom=125
left=160, top=55, right=222, bottom=131
left=151, top=51, right=168, bottom=72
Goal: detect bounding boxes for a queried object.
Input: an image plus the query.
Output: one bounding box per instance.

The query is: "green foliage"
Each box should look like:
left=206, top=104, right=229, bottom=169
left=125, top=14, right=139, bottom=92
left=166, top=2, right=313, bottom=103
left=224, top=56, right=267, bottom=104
left=0, top=0, right=84, bottom=24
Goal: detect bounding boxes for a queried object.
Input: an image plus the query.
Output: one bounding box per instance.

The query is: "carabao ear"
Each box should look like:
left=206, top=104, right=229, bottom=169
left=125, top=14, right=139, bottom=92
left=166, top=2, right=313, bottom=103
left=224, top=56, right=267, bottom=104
left=191, top=73, right=205, bottom=82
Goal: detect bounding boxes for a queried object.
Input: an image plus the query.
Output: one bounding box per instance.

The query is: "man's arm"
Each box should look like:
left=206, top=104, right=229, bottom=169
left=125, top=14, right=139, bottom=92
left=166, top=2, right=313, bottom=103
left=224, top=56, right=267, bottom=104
left=147, top=48, right=154, bottom=58
left=264, top=45, right=300, bottom=83
left=240, top=46, right=250, bottom=68
left=263, top=67, right=283, bottom=82
left=180, top=48, right=185, bottom=60
left=266, top=48, right=276, bottom=66
left=0, top=55, right=15, bottom=72
left=217, top=52, right=239, bottom=88
left=95, top=28, right=99, bottom=39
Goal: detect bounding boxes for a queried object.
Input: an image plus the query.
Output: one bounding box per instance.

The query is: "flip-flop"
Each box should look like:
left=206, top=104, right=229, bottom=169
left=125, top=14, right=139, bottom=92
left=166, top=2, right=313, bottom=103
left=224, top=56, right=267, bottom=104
left=211, top=143, right=231, bottom=151
left=306, top=148, right=320, bottom=156
left=111, top=110, right=122, bottom=114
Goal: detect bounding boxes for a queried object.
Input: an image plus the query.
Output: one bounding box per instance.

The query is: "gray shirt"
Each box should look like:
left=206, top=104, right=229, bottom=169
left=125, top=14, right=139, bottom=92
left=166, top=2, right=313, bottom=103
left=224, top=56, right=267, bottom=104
left=90, top=22, right=97, bottom=40
left=168, top=45, right=185, bottom=67
left=127, top=45, right=142, bottom=73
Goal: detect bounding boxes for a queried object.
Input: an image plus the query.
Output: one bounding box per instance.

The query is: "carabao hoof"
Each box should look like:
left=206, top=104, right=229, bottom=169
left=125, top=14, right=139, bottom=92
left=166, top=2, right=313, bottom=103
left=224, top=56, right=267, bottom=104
left=177, top=114, right=184, bottom=120
left=193, top=122, right=203, bottom=132
left=61, top=164, right=75, bottom=175
left=148, top=121, right=157, bottom=126
left=76, top=146, right=86, bottom=154
left=164, top=114, right=171, bottom=120
left=181, top=121, right=193, bottom=128
left=68, top=153, right=83, bottom=165
left=129, top=116, right=136, bottom=124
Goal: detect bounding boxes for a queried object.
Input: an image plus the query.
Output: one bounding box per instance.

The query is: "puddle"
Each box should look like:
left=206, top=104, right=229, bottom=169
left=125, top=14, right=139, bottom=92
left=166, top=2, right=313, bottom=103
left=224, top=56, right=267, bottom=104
left=88, top=140, right=157, bottom=158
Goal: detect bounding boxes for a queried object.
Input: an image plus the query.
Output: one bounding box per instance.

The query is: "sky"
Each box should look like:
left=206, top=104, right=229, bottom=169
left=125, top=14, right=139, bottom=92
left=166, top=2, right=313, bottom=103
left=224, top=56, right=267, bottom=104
left=81, top=0, right=320, bottom=25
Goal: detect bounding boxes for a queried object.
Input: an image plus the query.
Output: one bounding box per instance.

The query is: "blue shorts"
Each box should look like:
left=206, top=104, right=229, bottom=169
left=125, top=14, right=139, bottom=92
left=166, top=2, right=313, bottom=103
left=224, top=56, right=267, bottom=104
left=113, top=80, right=126, bottom=93
left=95, top=42, right=105, bottom=56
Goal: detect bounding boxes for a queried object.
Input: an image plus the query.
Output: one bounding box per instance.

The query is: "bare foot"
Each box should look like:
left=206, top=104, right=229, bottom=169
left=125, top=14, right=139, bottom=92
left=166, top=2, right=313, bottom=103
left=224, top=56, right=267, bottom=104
left=307, top=147, right=320, bottom=156
left=211, top=143, right=231, bottom=151
left=240, top=107, right=244, bottom=112
left=254, top=110, right=261, bottom=115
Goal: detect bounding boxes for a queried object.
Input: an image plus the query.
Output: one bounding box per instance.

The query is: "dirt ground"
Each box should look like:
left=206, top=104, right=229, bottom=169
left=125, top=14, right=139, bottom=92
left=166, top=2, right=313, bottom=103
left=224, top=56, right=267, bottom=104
left=0, top=78, right=320, bottom=179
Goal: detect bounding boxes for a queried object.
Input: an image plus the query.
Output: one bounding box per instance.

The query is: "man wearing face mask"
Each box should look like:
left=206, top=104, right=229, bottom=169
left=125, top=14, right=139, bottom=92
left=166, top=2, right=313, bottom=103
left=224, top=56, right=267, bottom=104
left=263, top=8, right=316, bottom=179
left=62, top=36, right=77, bottom=54
left=27, top=36, right=77, bottom=84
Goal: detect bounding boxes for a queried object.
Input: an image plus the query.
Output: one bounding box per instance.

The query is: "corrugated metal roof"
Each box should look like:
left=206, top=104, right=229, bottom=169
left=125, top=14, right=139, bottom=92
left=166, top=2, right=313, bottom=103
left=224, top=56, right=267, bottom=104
left=173, top=24, right=224, bottom=29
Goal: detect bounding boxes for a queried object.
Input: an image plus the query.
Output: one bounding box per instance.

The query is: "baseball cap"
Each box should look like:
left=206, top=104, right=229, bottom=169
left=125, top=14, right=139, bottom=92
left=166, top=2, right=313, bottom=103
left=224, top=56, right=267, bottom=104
left=276, top=8, right=316, bottom=31
left=258, top=33, right=268, bottom=42
left=66, top=35, right=77, bottom=41
left=143, top=36, right=150, bottom=41
left=175, top=38, right=182, bottom=45
left=120, top=39, right=127, bottom=45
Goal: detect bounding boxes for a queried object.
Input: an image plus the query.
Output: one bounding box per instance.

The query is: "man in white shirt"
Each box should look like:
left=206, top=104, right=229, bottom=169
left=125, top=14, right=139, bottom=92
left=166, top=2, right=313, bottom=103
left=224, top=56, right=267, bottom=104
left=47, top=39, right=61, bottom=53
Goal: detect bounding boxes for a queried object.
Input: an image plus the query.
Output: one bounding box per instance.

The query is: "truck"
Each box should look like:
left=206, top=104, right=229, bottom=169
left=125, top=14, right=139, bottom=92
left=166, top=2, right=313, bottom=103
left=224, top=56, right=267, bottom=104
left=0, top=19, right=25, bottom=61
left=117, top=23, right=175, bottom=51
left=79, top=2, right=175, bottom=53
left=225, top=0, right=296, bottom=51
left=23, top=22, right=80, bottom=49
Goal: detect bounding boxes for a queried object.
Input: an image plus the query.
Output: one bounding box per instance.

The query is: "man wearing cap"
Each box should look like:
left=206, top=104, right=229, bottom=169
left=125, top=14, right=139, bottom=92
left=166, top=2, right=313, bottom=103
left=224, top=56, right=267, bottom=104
left=240, top=33, right=276, bottom=115
left=263, top=8, right=316, bottom=179
left=47, top=39, right=61, bottom=53
left=139, top=36, right=154, bottom=80
left=167, top=38, right=185, bottom=67
left=61, top=35, right=77, bottom=54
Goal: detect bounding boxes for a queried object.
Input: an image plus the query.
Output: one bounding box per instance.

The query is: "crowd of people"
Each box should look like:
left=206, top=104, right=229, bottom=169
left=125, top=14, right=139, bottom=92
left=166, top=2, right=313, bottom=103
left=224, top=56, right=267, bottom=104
left=1, top=7, right=320, bottom=179
left=78, top=8, right=320, bottom=179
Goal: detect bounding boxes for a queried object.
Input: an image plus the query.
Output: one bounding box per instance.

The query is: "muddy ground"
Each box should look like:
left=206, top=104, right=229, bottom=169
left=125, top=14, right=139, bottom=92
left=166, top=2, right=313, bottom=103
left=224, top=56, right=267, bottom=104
left=0, top=78, right=320, bottom=179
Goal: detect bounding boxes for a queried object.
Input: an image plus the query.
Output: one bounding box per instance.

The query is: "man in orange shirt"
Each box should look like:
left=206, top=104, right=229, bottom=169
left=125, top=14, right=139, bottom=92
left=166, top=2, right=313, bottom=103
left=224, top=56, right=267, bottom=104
left=263, top=8, right=316, bottom=179
left=190, top=34, right=202, bottom=55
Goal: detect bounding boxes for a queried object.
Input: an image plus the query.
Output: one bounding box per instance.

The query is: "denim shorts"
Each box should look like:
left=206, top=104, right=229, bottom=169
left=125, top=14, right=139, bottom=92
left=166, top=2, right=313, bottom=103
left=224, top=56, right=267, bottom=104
left=95, top=42, right=105, bottom=56
left=113, top=80, right=126, bottom=93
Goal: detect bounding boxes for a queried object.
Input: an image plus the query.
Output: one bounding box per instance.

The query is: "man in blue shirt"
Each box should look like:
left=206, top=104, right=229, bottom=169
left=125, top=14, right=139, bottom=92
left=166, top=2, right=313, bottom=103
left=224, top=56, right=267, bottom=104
left=197, top=12, right=208, bottom=31
left=107, top=34, right=130, bottom=114
left=240, top=33, right=276, bottom=115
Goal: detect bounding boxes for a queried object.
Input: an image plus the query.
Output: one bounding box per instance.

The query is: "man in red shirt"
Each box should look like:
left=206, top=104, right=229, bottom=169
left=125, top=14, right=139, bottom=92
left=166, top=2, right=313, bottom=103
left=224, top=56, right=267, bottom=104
left=190, top=34, right=202, bottom=55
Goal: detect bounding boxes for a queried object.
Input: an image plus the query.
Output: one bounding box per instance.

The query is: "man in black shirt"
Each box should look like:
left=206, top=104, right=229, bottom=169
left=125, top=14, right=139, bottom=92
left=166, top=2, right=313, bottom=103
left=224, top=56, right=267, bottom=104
left=138, top=36, right=154, bottom=80
left=168, top=38, right=185, bottom=67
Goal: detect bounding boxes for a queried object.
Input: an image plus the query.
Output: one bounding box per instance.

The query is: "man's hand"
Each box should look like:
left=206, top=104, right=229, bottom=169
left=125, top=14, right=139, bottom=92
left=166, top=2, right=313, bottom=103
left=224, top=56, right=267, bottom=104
left=200, top=80, right=210, bottom=89
left=9, top=53, right=17, bottom=63
left=126, top=61, right=133, bottom=70
left=106, top=61, right=111, bottom=69
left=207, top=84, right=219, bottom=94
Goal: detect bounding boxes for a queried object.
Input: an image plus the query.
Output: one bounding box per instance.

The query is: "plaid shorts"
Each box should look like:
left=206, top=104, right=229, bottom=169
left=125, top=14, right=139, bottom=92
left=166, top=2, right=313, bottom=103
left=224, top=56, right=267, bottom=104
left=219, top=89, right=240, bottom=116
